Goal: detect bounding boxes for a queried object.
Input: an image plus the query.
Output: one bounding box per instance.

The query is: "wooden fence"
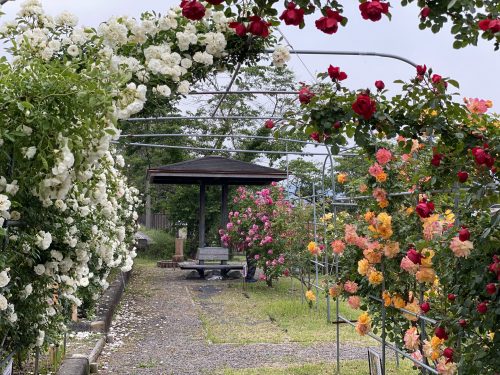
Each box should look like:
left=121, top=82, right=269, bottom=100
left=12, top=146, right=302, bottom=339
left=138, top=213, right=171, bottom=231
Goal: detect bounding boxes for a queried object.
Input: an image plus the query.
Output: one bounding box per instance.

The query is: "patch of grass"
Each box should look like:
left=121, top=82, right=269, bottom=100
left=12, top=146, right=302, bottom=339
left=138, top=226, right=176, bottom=260
left=137, top=357, right=158, bottom=368
left=196, top=277, right=376, bottom=346
left=212, top=359, right=419, bottom=375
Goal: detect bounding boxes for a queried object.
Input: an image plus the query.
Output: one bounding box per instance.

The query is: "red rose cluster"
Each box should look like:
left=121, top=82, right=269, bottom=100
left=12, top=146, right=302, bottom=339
left=489, top=255, right=500, bottom=281
left=280, top=2, right=304, bottom=26
left=478, top=18, right=500, bottom=33
left=315, top=8, right=344, bottom=34
left=352, top=93, right=377, bottom=120
left=180, top=0, right=205, bottom=20
left=229, top=16, right=270, bottom=38
left=298, top=85, right=315, bottom=104
left=471, top=146, right=495, bottom=169
left=416, top=199, right=434, bottom=218
left=328, top=65, right=347, bottom=81
left=359, top=0, right=390, bottom=22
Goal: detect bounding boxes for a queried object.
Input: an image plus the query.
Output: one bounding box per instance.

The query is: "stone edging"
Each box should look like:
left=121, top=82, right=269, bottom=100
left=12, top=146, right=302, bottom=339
left=56, top=270, right=132, bottom=375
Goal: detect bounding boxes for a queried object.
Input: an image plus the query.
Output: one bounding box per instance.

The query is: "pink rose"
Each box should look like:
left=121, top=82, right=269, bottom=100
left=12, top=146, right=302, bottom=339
left=348, top=296, right=361, bottom=309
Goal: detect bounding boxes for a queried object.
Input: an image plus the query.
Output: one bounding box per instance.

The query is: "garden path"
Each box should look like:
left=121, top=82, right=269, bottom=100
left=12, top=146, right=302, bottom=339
left=98, top=262, right=374, bottom=375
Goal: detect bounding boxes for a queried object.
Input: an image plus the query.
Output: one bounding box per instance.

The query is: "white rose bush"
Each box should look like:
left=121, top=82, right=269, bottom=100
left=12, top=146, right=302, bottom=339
left=0, top=0, right=279, bottom=358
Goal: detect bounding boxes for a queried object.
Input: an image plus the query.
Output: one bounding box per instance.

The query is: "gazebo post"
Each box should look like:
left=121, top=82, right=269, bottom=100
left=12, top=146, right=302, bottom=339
left=145, top=180, right=152, bottom=229
left=199, top=182, right=206, bottom=248
left=221, top=183, right=229, bottom=231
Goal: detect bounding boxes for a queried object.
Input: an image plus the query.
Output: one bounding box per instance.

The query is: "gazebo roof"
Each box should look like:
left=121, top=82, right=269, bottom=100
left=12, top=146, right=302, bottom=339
left=147, top=156, right=287, bottom=185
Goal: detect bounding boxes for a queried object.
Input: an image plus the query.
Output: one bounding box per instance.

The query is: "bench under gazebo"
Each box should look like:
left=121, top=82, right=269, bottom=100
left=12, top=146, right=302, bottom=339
left=146, top=156, right=287, bottom=278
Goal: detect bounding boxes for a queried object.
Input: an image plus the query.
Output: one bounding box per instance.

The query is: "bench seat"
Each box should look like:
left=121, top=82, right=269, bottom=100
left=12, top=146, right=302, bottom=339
left=179, top=247, right=244, bottom=278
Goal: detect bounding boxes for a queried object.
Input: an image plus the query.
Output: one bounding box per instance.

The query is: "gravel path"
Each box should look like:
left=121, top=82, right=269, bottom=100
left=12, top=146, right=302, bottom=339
left=98, top=265, right=374, bottom=375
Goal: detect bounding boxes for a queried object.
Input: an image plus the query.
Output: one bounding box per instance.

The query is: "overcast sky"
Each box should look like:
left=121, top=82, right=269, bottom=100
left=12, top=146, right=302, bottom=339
left=2, top=0, right=499, bottom=108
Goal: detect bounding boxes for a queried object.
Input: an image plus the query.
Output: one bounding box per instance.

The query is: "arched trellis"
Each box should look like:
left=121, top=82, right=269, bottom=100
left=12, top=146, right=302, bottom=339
left=113, top=49, right=449, bottom=375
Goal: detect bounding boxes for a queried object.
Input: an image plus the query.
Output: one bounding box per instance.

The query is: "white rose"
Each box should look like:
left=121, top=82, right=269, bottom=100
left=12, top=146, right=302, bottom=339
left=34, top=264, right=46, bottom=276
left=0, top=194, right=11, bottom=211
left=36, top=231, right=52, bottom=250
left=0, top=295, right=7, bottom=311
left=0, top=269, right=10, bottom=288
left=22, top=146, right=37, bottom=159
left=67, top=44, right=79, bottom=57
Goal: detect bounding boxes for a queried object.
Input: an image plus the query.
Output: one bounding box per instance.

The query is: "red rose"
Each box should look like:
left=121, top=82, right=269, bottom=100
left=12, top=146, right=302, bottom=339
left=328, top=65, right=347, bottom=81
left=472, top=147, right=487, bottom=165
left=435, top=327, right=448, bottom=340
left=458, top=227, right=470, bottom=241
left=416, top=199, right=434, bottom=218
left=458, top=319, right=467, bottom=327
left=478, top=18, right=500, bottom=33
left=333, top=121, right=342, bottom=129
left=180, top=0, right=206, bottom=20
left=416, top=64, right=427, bottom=75
left=359, top=0, right=390, bottom=22
left=352, top=93, right=377, bottom=120
left=310, top=132, right=321, bottom=142
left=315, top=8, right=344, bottom=34
left=264, top=119, right=275, bottom=129
left=477, top=301, right=488, bottom=314
left=486, top=283, right=497, bottom=295
left=374, top=80, right=385, bottom=90
left=443, top=348, right=454, bottom=362
left=279, top=2, right=305, bottom=26
left=420, top=302, right=430, bottom=313
left=229, top=22, right=247, bottom=36
left=407, top=249, right=422, bottom=264
left=283, top=268, right=290, bottom=277
left=248, top=15, right=270, bottom=38
left=206, top=0, right=225, bottom=4
left=298, top=85, right=315, bottom=104
left=447, top=293, right=456, bottom=301
left=457, top=171, right=468, bottom=183
left=432, top=74, right=443, bottom=84
left=484, top=153, right=495, bottom=168
left=420, top=7, right=431, bottom=19
left=431, top=153, right=444, bottom=167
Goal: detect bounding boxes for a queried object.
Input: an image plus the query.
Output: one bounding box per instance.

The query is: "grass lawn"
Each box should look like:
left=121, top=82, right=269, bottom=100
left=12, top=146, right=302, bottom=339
left=212, top=359, right=419, bottom=375
left=196, top=276, right=377, bottom=346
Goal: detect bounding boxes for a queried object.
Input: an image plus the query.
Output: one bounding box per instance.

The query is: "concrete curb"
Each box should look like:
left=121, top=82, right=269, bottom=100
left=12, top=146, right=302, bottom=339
left=57, top=270, right=132, bottom=375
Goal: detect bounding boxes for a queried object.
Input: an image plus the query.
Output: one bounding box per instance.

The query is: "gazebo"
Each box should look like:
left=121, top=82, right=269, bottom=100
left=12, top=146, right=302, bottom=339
left=146, top=156, right=288, bottom=247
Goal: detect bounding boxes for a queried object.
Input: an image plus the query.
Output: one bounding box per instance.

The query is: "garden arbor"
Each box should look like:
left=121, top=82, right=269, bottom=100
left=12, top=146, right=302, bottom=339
left=146, top=156, right=287, bottom=247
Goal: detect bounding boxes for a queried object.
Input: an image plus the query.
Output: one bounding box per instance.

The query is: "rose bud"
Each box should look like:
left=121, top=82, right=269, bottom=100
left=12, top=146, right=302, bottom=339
left=416, top=64, right=427, bottom=76
left=407, top=249, right=422, bottom=264
left=443, top=347, right=454, bottom=362
left=457, top=171, right=469, bottom=183
left=264, top=119, right=275, bottom=129
left=458, top=227, right=470, bottom=241
left=375, top=80, right=385, bottom=91
left=431, top=153, right=444, bottom=167
left=458, top=319, right=467, bottom=328
left=420, top=302, right=430, bottom=313
left=486, top=283, right=497, bottom=295
left=448, top=294, right=456, bottom=301
left=477, top=302, right=488, bottom=314
left=435, top=327, right=448, bottom=340
left=420, top=7, right=431, bottom=19
left=333, top=121, right=342, bottom=129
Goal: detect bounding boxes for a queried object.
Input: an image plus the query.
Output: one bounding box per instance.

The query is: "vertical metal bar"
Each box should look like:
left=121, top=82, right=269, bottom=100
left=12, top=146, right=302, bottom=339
left=34, top=347, right=40, bottom=375
left=286, top=141, right=290, bottom=200
left=322, top=155, right=331, bottom=322
left=420, top=287, right=429, bottom=375
left=145, top=179, right=152, bottom=229
left=313, top=184, right=319, bottom=310
left=199, top=183, right=206, bottom=248
left=381, top=260, right=387, bottom=375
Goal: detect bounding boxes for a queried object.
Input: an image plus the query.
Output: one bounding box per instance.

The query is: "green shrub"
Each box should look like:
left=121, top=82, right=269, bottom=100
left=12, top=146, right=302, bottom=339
left=138, top=227, right=176, bottom=260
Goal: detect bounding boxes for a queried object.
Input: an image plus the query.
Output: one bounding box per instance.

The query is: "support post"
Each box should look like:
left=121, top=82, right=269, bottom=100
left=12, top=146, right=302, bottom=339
left=145, top=180, right=152, bottom=229
left=221, top=184, right=229, bottom=229
left=199, top=182, right=206, bottom=248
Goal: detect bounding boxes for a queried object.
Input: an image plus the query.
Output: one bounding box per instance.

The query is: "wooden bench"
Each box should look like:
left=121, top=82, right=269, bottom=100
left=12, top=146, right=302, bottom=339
left=179, top=247, right=244, bottom=278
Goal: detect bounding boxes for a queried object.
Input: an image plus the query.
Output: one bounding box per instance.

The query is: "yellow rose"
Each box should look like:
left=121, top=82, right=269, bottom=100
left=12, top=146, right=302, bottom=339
left=364, top=211, right=375, bottom=222
left=392, top=294, right=406, bottom=309
left=357, top=258, right=370, bottom=276
left=305, top=290, right=316, bottom=302
left=416, top=267, right=436, bottom=284
left=382, top=291, right=391, bottom=307
left=368, top=270, right=384, bottom=285
left=337, top=173, right=348, bottom=184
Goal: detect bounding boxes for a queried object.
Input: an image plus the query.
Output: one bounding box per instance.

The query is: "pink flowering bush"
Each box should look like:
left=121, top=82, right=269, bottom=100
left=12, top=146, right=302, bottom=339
left=220, top=183, right=308, bottom=286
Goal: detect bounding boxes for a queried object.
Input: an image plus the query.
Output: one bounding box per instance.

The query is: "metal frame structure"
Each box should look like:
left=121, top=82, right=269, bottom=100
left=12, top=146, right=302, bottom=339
left=114, top=48, right=444, bottom=375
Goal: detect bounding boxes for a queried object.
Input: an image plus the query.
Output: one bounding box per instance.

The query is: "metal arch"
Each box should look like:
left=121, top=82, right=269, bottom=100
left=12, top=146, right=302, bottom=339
left=118, top=132, right=356, bottom=149
left=188, top=90, right=298, bottom=95
left=210, top=62, right=242, bottom=117
left=123, top=115, right=283, bottom=122
left=264, top=49, right=418, bottom=68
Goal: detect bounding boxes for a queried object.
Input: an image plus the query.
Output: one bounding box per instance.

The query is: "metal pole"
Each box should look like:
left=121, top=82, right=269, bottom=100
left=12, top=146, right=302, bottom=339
left=199, top=183, right=206, bottom=248
left=34, top=347, right=40, bottom=375
left=188, top=90, right=298, bottom=95
left=263, top=49, right=419, bottom=68
left=145, top=179, right=152, bottom=229
left=381, top=260, right=387, bottom=375
left=211, top=62, right=242, bottom=117
left=313, top=184, right=319, bottom=311
left=125, top=115, right=283, bottom=122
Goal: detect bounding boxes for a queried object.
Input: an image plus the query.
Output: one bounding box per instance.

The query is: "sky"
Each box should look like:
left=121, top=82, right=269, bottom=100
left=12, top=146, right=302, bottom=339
left=1, top=0, right=499, bottom=107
